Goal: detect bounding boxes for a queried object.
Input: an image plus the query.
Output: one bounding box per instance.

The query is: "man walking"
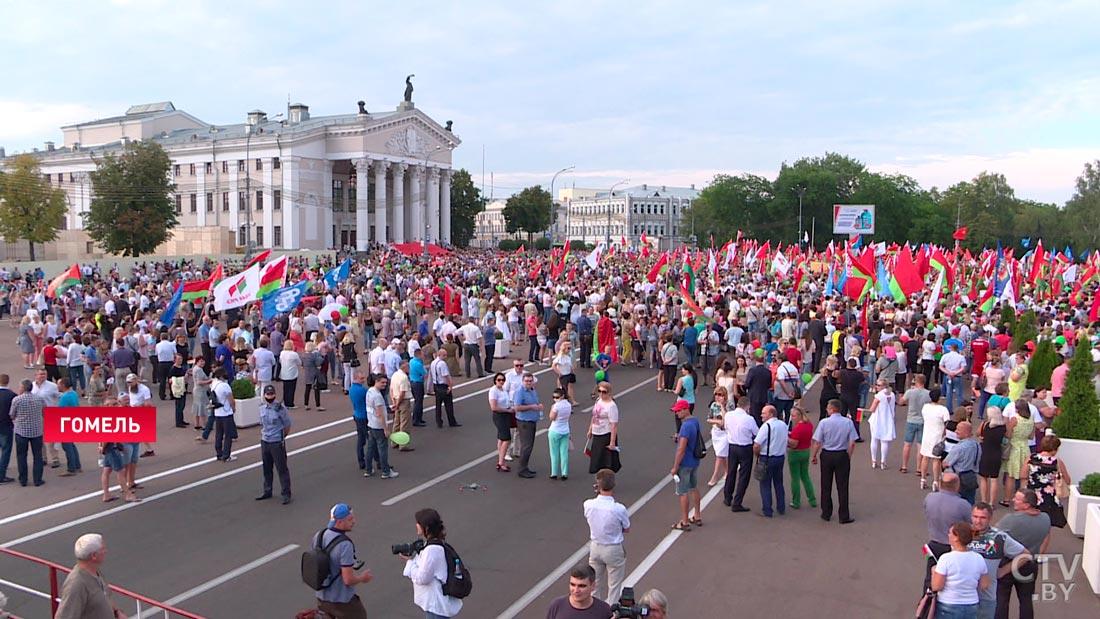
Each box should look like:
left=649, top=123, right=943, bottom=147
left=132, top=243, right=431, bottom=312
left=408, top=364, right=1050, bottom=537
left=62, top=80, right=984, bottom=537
left=11, top=379, right=46, bottom=487
left=458, top=316, right=485, bottom=379
left=513, top=372, right=542, bottom=478
left=256, top=384, right=292, bottom=504
left=364, top=374, right=398, bottom=479
left=389, top=361, right=414, bottom=452
left=754, top=404, right=788, bottom=518
left=944, top=421, right=980, bottom=504
left=812, top=399, right=858, bottom=524
left=671, top=399, right=703, bottom=528
left=584, top=468, right=630, bottom=604
left=723, top=396, right=757, bottom=513
left=429, top=349, right=459, bottom=427
left=939, top=341, right=967, bottom=413
left=154, top=332, right=175, bottom=400
left=55, top=534, right=126, bottom=619
left=0, top=374, right=16, bottom=483
left=743, top=352, right=771, bottom=424
left=209, top=368, right=237, bottom=462
left=313, top=504, right=372, bottom=619
left=969, top=502, right=1031, bottom=619
left=57, top=378, right=82, bottom=477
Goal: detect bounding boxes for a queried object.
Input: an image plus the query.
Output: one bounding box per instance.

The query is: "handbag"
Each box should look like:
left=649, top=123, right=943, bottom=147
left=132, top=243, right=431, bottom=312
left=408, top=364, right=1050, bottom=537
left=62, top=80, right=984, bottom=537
left=932, top=440, right=946, bottom=459
left=914, top=588, right=937, bottom=619
left=1055, top=472, right=1070, bottom=500
left=752, top=424, right=771, bottom=481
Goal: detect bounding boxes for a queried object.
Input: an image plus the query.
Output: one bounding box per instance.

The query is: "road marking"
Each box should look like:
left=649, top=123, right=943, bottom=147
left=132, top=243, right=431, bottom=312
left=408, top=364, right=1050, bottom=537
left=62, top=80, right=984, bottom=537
left=623, top=481, right=724, bottom=588
left=135, top=544, right=300, bottom=618
left=493, top=450, right=671, bottom=619
left=381, top=374, right=658, bottom=506
left=0, top=368, right=556, bottom=549
left=0, top=364, right=551, bottom=530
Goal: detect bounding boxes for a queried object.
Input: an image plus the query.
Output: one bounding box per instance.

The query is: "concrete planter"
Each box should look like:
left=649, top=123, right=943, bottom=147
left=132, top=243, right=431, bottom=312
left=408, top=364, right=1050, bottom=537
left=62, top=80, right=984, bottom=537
left=1084, top=503, right=1100, bottom=595
left=1056, top=438, right=1100, bottom=481
left=495, top=339, right=510, bottom=358
left=233, top=397, right=261, bottom=428
left=1067, top=485, right=1100, bottom=537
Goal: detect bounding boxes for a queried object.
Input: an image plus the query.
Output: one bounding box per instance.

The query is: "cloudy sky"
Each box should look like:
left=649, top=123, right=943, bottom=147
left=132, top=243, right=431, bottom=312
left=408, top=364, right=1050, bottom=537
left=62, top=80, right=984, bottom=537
left=1, top=0, right=1096, bottom=203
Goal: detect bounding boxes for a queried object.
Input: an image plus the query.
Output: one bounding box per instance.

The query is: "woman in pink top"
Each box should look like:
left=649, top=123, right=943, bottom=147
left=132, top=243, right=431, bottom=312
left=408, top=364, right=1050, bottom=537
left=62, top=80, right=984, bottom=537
left=1050, top=355, right=1070, bottom=404
left=975, top=356, right=1005, bottom=421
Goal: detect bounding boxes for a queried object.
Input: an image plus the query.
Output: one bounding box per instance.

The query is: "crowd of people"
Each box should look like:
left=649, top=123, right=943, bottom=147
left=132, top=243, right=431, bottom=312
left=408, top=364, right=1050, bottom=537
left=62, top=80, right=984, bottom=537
left=4, top=240, right=1099, bottom=619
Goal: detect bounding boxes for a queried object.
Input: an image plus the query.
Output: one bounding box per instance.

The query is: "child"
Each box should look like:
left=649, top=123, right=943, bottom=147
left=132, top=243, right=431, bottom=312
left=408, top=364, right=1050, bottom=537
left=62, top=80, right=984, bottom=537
left=591, top=345, right=613, bottom=399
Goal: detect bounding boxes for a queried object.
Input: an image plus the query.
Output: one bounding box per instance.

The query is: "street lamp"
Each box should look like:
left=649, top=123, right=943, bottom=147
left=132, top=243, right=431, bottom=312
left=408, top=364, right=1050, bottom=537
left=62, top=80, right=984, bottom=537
left=606, top=179, right=630, bottom=247
left=550, top=165, right=574, bottom=240
left=794, top=186, right=807, bottom=248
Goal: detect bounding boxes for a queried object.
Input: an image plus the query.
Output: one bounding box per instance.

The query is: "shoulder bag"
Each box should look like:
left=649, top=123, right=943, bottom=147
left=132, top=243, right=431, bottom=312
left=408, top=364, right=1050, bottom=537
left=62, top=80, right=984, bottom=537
left=753, top=423, right=771, bottom=481
left=1055, top=471, right=1070, bottom=500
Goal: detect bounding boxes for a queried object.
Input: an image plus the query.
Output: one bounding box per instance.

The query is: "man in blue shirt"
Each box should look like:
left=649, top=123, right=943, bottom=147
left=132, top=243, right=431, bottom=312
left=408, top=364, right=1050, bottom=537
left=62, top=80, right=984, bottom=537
left=670, top=399, right=702, bottom=529
left=812, top=399, right=859, bottom=524
left=575, top=309, right=594, bottom=368
left=256, top=384, right=292, bottom=504
left=349, top=372, right=373, bottom=472
left=408, top=349, right=427, bottom=427
left=314, top=503, right=372, bottom=619
left=57, top=378, right=81, bottom=476
left=681, top=321, right=698, bottom=366
left=513, top=373, right=543, bottom=479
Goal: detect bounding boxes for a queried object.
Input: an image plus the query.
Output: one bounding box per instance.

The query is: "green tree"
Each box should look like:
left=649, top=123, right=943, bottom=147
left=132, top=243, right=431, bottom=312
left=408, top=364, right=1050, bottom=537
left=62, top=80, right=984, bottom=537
left=999, top=303, right=1017, bottom=334
left=448, top=168, right=485, bottom=248
left=83, top=140, right=177, bottom=256
left=1013, top=309, right=1037, bottom=352
left=502, top=185, right=553, bottom=244
left=686, top=173, right=773, bottom=244
left=0, top=154, right=68, bottom=261
left=1027, top=338, right=1058, bottom=389
left=1064, top=160, right=1100, bottom=252
left=938, top=172, right=1021, bottom=251
left=772, top=153, right=866, bottom=248
left=1051, top=336, right=1100, bottom=441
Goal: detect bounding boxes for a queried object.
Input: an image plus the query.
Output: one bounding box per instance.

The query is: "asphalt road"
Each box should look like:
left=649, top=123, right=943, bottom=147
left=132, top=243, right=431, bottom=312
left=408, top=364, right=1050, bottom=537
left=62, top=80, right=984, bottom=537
left=1, top=348, right=1098, bottom=618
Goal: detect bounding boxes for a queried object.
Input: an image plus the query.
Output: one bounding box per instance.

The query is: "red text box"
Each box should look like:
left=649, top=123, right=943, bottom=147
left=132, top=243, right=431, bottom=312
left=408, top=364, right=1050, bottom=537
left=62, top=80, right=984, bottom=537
left=44, top=407, right=158, bottom=443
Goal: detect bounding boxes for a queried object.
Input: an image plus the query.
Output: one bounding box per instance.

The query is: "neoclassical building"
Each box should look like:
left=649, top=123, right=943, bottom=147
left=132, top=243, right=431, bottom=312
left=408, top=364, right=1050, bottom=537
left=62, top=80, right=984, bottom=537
left=0, top=96, right=459, bottom=260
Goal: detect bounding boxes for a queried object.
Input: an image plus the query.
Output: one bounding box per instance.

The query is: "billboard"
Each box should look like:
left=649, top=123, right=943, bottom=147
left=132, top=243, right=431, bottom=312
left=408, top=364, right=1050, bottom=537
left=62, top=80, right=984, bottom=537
left=833, top=205, right=876, bottom=235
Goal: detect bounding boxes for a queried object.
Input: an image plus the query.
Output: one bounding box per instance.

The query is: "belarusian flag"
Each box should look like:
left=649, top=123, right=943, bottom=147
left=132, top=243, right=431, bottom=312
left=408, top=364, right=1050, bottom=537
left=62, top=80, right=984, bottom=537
left=182, top=264, right=222, bottom=301
left=46, top=264, right=81, bottom=298
left=647, top=252, right=669, bottom=283
left=258, top=256, right=288, bottom=298
left=889, top=245, right=922, bottom=304
left=246, top=249, right=272, bottom=269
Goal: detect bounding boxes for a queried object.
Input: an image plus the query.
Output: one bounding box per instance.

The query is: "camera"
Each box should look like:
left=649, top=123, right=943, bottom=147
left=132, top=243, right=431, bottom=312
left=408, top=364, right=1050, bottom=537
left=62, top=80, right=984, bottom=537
left=390, top=539, right=426, bottom=556
left=610, top=587, right=648, bottom=618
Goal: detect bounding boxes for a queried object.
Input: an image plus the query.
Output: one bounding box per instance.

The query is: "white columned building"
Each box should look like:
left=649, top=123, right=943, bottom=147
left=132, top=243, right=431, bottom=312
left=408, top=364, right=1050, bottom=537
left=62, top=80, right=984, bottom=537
left=0, top=97, right=460, bottom=260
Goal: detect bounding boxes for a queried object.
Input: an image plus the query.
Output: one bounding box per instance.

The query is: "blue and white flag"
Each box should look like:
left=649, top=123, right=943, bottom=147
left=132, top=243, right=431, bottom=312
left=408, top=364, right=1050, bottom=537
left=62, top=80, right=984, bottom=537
left=262, top=281, right=312, bottom=320
left=322, top=258, right=351, bottom=289
left=160, top=280, right=185, bottom=328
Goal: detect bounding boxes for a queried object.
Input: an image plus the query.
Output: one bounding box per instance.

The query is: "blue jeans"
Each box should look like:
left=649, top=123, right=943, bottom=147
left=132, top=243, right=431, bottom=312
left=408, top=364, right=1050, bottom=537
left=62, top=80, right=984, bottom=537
left=944, top=375, right=963, bottom=413
left=0, top=431, right=12, bottom=479
left=683, top=345, right=697, bottom=365
left=758, top=454, right=786, bottom=516
left=773, top=398, right=794, bottom=423
left=68, top=366, right=86, bottom=392
left=935, top=601, right=977, bottom=619
left=977, top=390, right=991, bottom=420
left=15, top=434, right=44, bottom=485
left=61, top=442, right=81, bottom=472
left=354, top=417, right=371, bottom=469
left=365, top=428, right=392, bottom=475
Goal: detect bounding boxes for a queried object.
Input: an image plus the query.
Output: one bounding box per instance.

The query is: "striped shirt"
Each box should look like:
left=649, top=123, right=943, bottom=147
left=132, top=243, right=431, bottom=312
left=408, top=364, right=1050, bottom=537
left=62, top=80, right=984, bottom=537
left=10, top=392, right=45, bottom=438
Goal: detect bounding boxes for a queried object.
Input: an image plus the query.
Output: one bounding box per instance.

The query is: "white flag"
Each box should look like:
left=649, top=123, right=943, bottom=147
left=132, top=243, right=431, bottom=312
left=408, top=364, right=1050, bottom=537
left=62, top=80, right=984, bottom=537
left=213, top=263, right=262, bottom=311
left=924, top=268, right=944, bottom=315
left=585, top=243, right=605, bottom=270
left=1063, top=264, right=1078, bottom=284
left=772, top=251, right=791, bottom=276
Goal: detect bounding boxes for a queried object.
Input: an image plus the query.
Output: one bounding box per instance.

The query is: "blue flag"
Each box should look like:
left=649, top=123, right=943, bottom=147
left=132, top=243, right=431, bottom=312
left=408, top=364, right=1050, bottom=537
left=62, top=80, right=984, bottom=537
left=825, top=263, right=836, bottom=296
left=160, top=281, right=184, bottom=328
left=1081, top=249, right=1091, bottom=262
left=876, top=258, right=891, bottom=299
left=323, top=258, right=351, bottom=289
left=851, top=236, right=862, bottom=250
left=263, top=281, right=312, bottom=320
left=1021, top=238, right=1031, bottom=249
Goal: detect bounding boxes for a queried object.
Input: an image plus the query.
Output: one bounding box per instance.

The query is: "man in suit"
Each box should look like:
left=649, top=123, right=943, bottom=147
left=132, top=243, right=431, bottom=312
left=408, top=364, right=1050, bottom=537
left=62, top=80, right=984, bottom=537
left=807, top=313, right=827, bottom=373
left=743, top=351, right=772, bottom=425
left=0, top=374, right=16, bottom=483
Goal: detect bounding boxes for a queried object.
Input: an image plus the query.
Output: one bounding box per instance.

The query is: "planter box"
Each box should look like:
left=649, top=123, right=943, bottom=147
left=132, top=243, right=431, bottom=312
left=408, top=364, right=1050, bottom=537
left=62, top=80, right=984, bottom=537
left=234, top=397, right=260, bottom=428
left=495, top=339, right=510, bottom=358
left=1084, top=503, right=1100, bottom=595
left=1056, top=437, right=1100, bottom=482
left=1067, top=485, right=1100, bottom=537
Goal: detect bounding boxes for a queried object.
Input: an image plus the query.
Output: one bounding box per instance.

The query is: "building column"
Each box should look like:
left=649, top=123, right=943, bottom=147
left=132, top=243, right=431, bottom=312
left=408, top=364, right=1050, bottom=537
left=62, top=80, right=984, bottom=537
left=440, top=170, right=452, bottom=244
left=230, top=168, right=241, bottom=244
left=262, top=160, right=274, bottom=249
left=373, top=160, right=389, bottom=244
left=409, top=166, right=422, bottom=241
left=283, top=157, right=299, bottom=249
left=354, top=158, right=370, bottom=251
left=392, top=163, right=406, bottom=244
left=321, top=160, right=333, bottom=249
left=196, top=169, right=207, bottom=228
left=427, top=168, right=440, bottom=244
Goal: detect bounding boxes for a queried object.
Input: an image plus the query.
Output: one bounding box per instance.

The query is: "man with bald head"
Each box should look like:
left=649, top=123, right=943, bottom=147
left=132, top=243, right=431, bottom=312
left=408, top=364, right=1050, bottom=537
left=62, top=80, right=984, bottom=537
left=922, top=472, right=972, bottom=590
left=945, top=421, right=980, bottom=505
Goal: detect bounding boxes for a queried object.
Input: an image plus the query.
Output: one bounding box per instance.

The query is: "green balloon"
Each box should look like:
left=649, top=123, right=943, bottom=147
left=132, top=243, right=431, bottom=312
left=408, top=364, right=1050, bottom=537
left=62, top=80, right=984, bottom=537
left=1054, top=335, right=1066, bottom=345
left=801, top=373, right=813, bottom=385
left=595, top=370, right=606, bottom=382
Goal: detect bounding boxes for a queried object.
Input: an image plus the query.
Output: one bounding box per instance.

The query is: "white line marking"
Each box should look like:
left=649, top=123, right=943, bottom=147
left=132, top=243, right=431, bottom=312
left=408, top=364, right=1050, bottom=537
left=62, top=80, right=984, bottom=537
left=0, top=364, right=551, bottom=529
left=382, top=374, right=658, bottom=506
left=134, top=544, right=299, bottom=618
left=623, top=481, right=724, bottom=588
left=0, top=368, right=556, bottom=549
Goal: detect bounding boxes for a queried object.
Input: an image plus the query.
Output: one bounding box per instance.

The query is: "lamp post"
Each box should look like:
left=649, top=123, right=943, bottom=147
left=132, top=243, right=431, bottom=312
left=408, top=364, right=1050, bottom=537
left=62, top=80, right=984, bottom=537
left=606, top=179, right=630, bottom=247
left=794, top=186, right=807, bottom=248
left=550, top=165, right=574, bottom=241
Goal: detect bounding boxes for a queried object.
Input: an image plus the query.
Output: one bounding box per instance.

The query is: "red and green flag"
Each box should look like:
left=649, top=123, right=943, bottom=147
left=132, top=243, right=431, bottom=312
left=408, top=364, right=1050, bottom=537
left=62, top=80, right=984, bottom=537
left=246, top=249, right=272, bottom=269
left=182, top=264, right=223, bottom=301
left=46, top=264, right=81, bottom=299
left=843, top=248, right=874, bottom=302
left=258, top=256, right=288, bottom=298
left=888, top=245, right=922, bottom=304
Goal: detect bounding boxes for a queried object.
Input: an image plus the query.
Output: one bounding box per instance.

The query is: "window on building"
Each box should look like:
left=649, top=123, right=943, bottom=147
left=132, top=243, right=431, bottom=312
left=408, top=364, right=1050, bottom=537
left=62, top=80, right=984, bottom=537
left=222, top=161, right=228, bottom=174
left=222, top=192, right=230, bottom=212
left=205, top=162, right=212, bottom=175
left=332, top=180, right=344, bottom=212
left=238, top=191, right=246, bottom=210
left=660, top=204, right=665, bottom=215
left=189, top=193, right=197, bottom=213
left=43, top=174, right=50, bottom=184
left=86, top=241, right=94, bottom=254
left=272, top=157, right=281, bottom=169
left=256, top=191, right=263, bottom=210
left=273, top=190, right=281, bottom=210
left=69, top=173, right=75, bottom=182
left=255, top=158, right=263, bottom=171
left=174, top=164, right=181, bottom=176
left=238, top=226, right=246, bottom=246
left=273, top=225, right=282, bottom=246
left=256, top=226, right=264, bottom=246
left=175, top=195, right=182, bottom=214
left=189, top=163, right=195, bottom=176
left=237, top=160, right=245, bottom=172
left=206, top=192, right=214, bottom=212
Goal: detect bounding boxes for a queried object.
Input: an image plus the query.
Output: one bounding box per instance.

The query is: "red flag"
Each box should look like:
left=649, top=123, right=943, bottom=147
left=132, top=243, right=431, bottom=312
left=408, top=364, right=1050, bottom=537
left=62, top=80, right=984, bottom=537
left=528, top=261, right=542, bottom=281
left=246, top=249, right=272, bottom=268
left=860, top=298, right=869, bottom=340
left=641, top=232, right=648, bottom=245
left=1090, top=289, right=1100, bottom=323
left=567, top=266, right=576, bottom=281
left=647, top=252, right=669, bottom=283
left=620, top=236, right=626, bottom=247
left=515, top=244, right=525, bottom=254
left=953, top=227, right=968, bottom=241
left=46, top=264, right=81, bottom=299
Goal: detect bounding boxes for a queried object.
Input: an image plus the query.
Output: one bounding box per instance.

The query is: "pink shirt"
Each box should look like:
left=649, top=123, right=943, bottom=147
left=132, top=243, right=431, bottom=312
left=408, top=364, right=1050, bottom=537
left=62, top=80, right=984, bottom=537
left=1051, top=364, right=1070, bottom=397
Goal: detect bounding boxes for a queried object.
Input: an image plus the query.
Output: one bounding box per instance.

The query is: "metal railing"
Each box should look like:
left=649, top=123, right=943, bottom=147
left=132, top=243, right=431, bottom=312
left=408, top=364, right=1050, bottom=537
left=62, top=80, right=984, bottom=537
left=0, top=547, right=206, bottom=619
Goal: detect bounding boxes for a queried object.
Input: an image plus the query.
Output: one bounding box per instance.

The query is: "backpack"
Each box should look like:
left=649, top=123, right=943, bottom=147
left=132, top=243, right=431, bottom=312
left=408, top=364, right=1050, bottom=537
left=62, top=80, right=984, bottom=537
left=301, top=529, right=350, bottom=591
left=428, top=539, right=472, bottom=599
left=691, top=419, right=707, bottom=460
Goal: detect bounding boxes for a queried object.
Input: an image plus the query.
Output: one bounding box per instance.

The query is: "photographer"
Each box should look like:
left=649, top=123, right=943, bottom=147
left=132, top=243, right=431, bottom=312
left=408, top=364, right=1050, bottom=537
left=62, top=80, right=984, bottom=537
left=314, top=504, right=372, bottom=619
left=398, top=508, right=463, bottom=618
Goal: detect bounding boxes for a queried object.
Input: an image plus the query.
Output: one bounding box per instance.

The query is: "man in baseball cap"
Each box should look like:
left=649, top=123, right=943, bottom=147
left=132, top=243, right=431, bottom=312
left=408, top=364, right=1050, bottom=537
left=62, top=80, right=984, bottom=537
left=313, top=503, right=372, bottom=618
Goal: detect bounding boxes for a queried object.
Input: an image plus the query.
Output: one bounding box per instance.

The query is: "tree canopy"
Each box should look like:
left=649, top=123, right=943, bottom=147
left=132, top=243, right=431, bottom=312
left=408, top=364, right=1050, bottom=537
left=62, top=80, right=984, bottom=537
left=83, top=140, right=178, bottom=257
left=503, top=185, right=553, bottom=243
left=0, top=154, right=67, bottom=261
left=448, top=168, right=485, bottom=248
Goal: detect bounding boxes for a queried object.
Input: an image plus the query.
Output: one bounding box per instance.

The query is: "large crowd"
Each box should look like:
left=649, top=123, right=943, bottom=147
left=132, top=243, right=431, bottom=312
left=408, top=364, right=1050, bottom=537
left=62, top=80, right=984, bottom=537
left=3, top=239, right=1099, bottom=619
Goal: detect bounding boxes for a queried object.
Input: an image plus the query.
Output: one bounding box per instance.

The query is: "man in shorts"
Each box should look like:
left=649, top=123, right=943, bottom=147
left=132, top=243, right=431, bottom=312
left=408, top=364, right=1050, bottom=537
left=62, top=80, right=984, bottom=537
left=899, top=374, right=930, bottom=474
left=670, top=399, right=702, bottom=530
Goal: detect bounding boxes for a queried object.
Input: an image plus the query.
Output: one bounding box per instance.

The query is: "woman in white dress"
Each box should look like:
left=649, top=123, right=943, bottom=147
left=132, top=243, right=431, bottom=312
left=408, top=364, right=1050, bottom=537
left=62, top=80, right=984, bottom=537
left=866, top=378, right=897, bottom=470
left=705, top=386, right=731, bottom=487
left=919, top=388, right=951, bottom=491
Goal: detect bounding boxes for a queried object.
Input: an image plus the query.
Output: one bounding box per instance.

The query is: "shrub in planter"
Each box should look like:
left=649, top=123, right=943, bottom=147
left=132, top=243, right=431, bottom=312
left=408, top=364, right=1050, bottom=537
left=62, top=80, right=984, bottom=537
left=1028, top=338, right=1058, bottom=389
left=498, top=239, right=520, bottom=252
left=534, top=237, right=551, bottom=250
left=568, top=240, right=587, bottom=251
left=231, top=378, right=256, bottom=400
left=1052, top=337, right=1100, bottom=441
left=1081, top=472, right=1100, bottom=497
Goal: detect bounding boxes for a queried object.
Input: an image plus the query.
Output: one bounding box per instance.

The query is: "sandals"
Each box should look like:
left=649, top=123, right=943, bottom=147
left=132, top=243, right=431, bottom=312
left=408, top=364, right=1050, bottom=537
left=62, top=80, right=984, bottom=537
left=102, top=496, right=119, bottom=503
left=690, top=517, right=703, bottom=527
left=999, top=500, right=1011, bottom=507
left=899, top=468, right=908, bottom=474
left=671, top=521, right=692, bottom=531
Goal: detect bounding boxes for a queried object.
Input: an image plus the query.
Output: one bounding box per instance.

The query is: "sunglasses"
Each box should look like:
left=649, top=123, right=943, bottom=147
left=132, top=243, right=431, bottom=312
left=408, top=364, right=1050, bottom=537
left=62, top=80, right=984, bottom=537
left=495, top=378, right=505, bottom=382
left=597, top=389, right=609, bottom=394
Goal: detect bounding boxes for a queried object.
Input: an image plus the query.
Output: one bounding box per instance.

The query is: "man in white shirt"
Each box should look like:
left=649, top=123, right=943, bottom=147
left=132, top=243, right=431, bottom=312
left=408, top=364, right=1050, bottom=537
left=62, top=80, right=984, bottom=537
left=583, top=468, right=630, bottom=604
left=754, top=405, right=790, bottom=518
left=365, top=375, right=398, bottom=479
left=207, top=368, right=237, bottom=462
left=457, top=317, right=485, bottom=379
left=154, top=333, right=176, bottom=401
left=429, top=349, right=459, bottom=428
left=368, top=341, right=386, bottom=383
left=250, top=338, right=277, bottom=396
left=723, top=396, right=758, bottom=513
left=939, top=342, right=968, bottom=413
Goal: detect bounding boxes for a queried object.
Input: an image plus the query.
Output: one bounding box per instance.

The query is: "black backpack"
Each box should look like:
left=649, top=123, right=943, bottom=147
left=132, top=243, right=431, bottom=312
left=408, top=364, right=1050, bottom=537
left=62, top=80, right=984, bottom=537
left=301, top=529, right=349, bottom=591
left=428, top=539, right=472, bottom=599
left=692, top=421, right=708, bottom=461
